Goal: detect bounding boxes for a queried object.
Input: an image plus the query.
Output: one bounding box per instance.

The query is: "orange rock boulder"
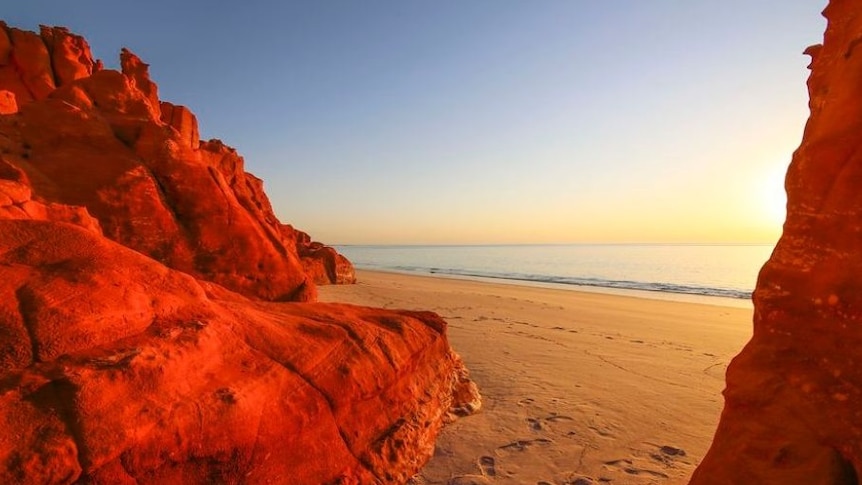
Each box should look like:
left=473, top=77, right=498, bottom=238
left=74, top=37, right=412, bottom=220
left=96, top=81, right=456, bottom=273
left=0, top=220, right=476, bottom=484
left=691, top=1, right=862, bottom=483
left=0, top=90, right=15, bottom=114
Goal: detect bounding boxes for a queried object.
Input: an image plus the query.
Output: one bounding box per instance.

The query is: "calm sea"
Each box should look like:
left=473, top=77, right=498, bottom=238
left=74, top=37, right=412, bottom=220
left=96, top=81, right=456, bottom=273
left=335, top=244, right=776, bottom=307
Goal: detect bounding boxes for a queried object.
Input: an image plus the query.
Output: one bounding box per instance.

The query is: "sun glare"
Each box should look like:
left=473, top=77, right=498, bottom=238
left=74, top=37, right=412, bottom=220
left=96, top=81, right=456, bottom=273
left=760, top=161, right=789, bottom=229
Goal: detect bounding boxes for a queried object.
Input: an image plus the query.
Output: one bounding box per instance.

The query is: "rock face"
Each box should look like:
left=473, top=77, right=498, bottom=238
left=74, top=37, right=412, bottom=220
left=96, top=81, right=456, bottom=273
left=285, top=224, right=358, bottom=285
left=0, top=22, right=354, bottom=301
left=0, top=24, right=475, bottom=484
left=691, top=2, right=862, bottom=483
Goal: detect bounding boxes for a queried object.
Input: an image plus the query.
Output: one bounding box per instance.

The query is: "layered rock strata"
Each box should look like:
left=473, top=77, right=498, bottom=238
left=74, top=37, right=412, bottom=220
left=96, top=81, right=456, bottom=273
left=691, top=1, right=862, bottom=483
left=0, top=23, right=478, bottom=484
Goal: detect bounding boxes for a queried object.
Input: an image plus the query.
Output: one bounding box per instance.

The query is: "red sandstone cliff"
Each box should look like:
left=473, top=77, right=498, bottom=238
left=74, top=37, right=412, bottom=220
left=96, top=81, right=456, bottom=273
left=690, top=1, right=862, bottom=483
left=0, top=21, right=354, bottom=302
left=0, top=23, right=477, bottom=484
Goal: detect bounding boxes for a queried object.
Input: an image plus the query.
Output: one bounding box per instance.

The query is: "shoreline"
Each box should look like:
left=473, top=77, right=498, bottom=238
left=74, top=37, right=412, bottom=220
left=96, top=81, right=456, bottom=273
left=319, top=270, right=753, bottom=484
left=351, top=266, right=754, bottom=309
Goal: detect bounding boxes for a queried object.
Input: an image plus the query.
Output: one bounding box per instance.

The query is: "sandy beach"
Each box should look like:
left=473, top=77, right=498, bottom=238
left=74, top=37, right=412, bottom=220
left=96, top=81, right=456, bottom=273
left=319, top=270, right=753, bottom=485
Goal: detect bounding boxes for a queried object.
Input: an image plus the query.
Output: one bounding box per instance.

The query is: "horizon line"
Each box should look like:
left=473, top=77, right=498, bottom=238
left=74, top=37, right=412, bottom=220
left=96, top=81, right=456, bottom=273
left=330, top=241, right=780, bottom=247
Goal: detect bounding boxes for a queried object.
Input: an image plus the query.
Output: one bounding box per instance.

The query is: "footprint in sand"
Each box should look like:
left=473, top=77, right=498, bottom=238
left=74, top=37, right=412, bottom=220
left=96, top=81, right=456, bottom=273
left=527, top=417, right=545, bottom=431
left=649, top=444, right=687, bottom=464
left=517, top=397, right=535, bottom=406
left=660, top=445, right=686, bottom=456
left=564, top=478, right=595, bottom=485
left=588, top=426, right=615, bottom=439
left=603, top=458, right=669, bottom=479
left=527, top=413, right=573, bottom=431
left=478, top=456, right=496, bottom=477
left=448, top=475, right=491, bottom=485
left=498, top=438, right=553, bottom=452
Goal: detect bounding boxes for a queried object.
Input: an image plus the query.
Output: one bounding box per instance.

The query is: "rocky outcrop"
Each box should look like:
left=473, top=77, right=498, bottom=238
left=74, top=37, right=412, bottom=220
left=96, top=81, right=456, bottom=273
left=0, top=22, right=353, bottom=301
left=0, top=220, right=476, bottom=484
left=691, top=2, right=862, bottom=483
left=0, top=158, right=100, bottom=233
left=0, top=90, right=16, bottom=114
left=0, top=23, right=96, bottom=106
left=0, top=23, right=477, bottom=484
left=285, top=224, right=357, bottom=285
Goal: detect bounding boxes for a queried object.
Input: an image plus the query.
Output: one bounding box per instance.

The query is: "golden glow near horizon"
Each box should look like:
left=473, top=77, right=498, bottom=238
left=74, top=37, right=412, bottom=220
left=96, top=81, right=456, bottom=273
left=12, top=1, right=811, bottom=248
left=307, top=145, right=793, bottom=246
left=759, top=161, right=790, bottom=232
left=286, top=79, right=806, bottom=247
left=231, top=3, right=820, bottom=247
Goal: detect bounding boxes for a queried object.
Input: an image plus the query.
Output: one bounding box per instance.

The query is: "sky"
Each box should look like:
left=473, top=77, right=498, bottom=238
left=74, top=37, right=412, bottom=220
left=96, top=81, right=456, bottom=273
left=6, top=1, right=826, bottom=244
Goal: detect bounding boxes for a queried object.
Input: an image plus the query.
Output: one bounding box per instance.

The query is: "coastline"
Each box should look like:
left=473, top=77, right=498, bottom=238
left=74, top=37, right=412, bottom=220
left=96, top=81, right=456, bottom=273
left=350, top=266, right=754, bottom=309
left=335, top=243, right=770, bottom=310
left=319, top=269, right=753, bottom=484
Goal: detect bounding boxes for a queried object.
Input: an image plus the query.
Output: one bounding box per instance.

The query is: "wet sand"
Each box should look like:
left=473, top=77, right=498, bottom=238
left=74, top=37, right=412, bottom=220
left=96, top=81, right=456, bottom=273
left=318, top=270, right=752, bottom=485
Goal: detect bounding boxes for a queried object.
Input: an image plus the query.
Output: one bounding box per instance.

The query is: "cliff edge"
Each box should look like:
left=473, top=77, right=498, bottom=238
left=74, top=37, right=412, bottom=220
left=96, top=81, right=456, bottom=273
left=691, top=1, right=862, bottom=483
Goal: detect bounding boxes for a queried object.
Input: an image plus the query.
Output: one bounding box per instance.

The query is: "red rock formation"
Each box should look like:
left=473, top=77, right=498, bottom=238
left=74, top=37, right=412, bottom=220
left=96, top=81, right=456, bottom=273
left=0, top=158, right=101, bottom=233
left=0, top=90, right=15, bottom=114
left=0, top=24, right=478, bottom=484
left=691, top=2, right=862, bottom=483
left=0, top=21, right=354, bottom=300
left=1, top=24, right=54, bottom=103
left=0, top=220, right=476, bottom=484
left=120, top=48, right=160, bottom=119
left=285, top=224, right=357, bottom=285
left=160, top=101, right=200, bottom=149
left=39, top=25, right=97, bottom=86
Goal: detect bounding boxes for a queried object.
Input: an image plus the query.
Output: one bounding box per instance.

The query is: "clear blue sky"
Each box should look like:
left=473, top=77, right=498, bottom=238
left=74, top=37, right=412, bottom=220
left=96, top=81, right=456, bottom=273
left=5, top=1, right=825, bottom=244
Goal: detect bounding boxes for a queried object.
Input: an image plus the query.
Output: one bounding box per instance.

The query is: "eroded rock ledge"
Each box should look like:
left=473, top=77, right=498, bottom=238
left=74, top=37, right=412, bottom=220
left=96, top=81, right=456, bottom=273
left=0, top=23, right=478, bottom=484
left=691, top=1, right=862, bottom=483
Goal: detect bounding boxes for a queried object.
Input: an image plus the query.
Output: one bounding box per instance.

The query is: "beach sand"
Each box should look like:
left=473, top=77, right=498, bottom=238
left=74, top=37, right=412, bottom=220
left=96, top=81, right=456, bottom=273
left=318, top=270, right=752, bottom=485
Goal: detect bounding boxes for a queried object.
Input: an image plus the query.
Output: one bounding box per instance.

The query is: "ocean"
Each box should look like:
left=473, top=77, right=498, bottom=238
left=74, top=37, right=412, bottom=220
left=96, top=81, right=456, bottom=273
left=335, top=244, right=776, bottom=307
